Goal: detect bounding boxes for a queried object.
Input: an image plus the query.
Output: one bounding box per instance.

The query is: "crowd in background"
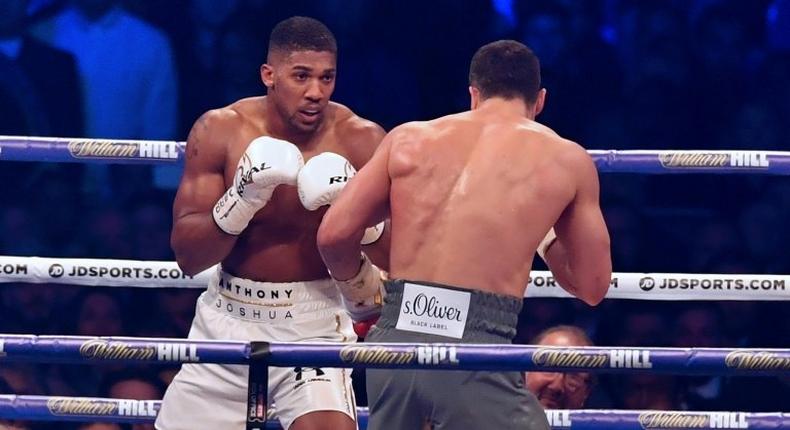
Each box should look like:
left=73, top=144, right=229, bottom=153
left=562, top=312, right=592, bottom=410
left=1, top=0, right=789, bottom=427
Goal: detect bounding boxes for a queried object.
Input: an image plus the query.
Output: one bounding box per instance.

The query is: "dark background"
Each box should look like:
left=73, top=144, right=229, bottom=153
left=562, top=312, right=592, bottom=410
left=1, top=0, right=789, bottom=427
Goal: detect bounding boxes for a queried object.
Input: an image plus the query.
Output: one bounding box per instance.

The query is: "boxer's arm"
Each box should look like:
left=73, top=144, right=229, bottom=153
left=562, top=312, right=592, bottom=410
left=318, top=132, right=393, bottom=280
left=543, top=147, right=611, bottom=306
left=346, top=121, right=391, bottom=271
left=361, top=219, right=391, bottom=272
left=171, top=111, right=238, bottom=275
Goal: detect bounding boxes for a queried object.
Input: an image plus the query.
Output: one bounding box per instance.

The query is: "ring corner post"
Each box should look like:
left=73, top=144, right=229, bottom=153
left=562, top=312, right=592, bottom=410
left=246, top=341, right=271, bottom=430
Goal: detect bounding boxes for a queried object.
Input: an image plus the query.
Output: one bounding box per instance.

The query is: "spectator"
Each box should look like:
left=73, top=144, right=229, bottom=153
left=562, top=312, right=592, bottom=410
left=129, top=201, right=172, bottom=260
left=0, top=375, right=32, bottom=430
left=175, top=0, right=243, bottom=135
left=0, top=206, right=45, bottom=255
left=33, top=0, right=178, bottom=197
left=0, top=0, right=85, bottom=211
left=0, top=283, right=59, bottom=334
left=50, top=290, right=129, bottom=396
left=672, top=303, right=730, bottom=410
left=70, top=290, right=126, bottom=337
left=0, top=0, right=83, bottom=137
left=99, top=370, right=166, bottom=430
left=617, top=374, right=682, bottom=410
left=34, top=0, right=176, bottom=141
left=524, top=325, right=595, bottom=409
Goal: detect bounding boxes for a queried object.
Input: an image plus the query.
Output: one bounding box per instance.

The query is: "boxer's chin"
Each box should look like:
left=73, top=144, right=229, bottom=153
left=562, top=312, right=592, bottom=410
left=290, top=111, right=323, bottom=133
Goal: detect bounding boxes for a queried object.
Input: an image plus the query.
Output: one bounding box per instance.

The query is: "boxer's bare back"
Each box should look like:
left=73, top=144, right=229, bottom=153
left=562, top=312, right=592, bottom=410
left=337, top=98, right=610, bottom=300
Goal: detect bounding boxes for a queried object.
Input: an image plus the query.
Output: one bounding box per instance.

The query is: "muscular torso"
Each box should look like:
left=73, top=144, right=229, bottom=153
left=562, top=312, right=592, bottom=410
left=388, top=112, right=578, bottom=297
left=220, top=98, right=371, bottom=281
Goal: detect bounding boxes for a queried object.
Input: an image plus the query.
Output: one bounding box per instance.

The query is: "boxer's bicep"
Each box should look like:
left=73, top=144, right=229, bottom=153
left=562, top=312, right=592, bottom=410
left=173, top=111, right=229, bottom=223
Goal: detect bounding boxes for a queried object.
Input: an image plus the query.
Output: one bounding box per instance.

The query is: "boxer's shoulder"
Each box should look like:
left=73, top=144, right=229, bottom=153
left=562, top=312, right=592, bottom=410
left=332, top=103, right=384, bottom=139
left=195, top=99, right=257, bottom=135
left=330, top=102, right=386, bottom=166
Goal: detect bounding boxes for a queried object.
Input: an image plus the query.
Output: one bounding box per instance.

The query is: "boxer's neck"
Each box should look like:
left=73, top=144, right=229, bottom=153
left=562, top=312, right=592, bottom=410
left=475, top=97, right=533, bottom=119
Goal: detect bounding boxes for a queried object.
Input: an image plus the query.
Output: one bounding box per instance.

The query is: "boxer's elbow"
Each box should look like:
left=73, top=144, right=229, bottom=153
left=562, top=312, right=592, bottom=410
left=576, top=266, right=611, bottom=306
left=171, top=234, right=209, bottom=276
left=172, top=245, right=204, bottom=277
left=175, top=257, right=204, bottom=277
left=575, top=243, right=612, bottom=306
left=317, top=218, right=351, bottom=254
left=576, top=277, right=609, bottom=306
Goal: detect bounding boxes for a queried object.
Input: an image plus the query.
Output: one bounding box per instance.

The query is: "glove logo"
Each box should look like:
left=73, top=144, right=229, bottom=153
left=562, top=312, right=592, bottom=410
left=639, top=277, right=655, bottom=291
left=236, top=157, right=271, bottom=196
left=328, top=175, right=349, bottom=184
left=49, top=264, right=65, bottom=278
left=328, top=162, right=355, bottom=185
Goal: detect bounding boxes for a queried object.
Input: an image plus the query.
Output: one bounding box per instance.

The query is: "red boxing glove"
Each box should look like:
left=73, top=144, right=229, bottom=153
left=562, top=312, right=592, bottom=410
left=353, top=317, right=378, bottom=339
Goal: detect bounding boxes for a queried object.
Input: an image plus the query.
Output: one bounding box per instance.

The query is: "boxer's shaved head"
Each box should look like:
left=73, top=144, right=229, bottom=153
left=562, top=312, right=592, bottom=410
left=267, top=16, right=337, bottom=63
left=469, top=40, right=541, bottom=104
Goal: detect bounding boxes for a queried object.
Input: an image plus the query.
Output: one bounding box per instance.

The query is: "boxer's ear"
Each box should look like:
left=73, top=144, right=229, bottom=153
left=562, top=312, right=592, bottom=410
left=469, top=86, right=480, bottom=110
left=261, top=64, right=274, bottom=90
left=534, top=88, right=547, bottom=117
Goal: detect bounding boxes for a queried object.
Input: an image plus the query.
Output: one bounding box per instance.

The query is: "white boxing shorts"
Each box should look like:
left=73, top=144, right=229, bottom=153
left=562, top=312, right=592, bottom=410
left=156, top=267, right=358, bottom=430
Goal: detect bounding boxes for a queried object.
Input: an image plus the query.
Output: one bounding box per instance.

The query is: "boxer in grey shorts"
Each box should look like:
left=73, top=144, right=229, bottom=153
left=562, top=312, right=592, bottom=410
left=365, top=280, right=550, bottom=430
left=317, top=39, right=612, bottom=430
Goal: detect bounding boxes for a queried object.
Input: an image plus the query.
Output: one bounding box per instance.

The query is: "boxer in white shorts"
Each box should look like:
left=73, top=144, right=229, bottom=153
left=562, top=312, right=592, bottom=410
left=158, top=17, right=388, bottom=430
left=156, top=269, right=358, bottom=430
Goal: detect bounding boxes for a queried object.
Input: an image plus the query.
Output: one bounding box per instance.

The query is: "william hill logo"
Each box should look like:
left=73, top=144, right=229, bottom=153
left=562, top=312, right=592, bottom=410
left=67, top=139, right=178, bottom=160
left=47, top=398, right=116, bottom=416
left=725, top=351, right=790, bottom=370
left=46, top=398, right=157, bottom=417
left=532, top=348, right=653, bottom=369
left=79, top=339, right=156, bottom=360
left=339, top=345, right=415, bottom=365
left=659, top=151, right=769, bottom=169
left=638, top=412, right=748, bottom=429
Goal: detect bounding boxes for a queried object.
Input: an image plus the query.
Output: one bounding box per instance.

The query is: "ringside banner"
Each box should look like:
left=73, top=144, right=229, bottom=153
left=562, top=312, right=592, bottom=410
left=0, top=256, right=786, bottom=300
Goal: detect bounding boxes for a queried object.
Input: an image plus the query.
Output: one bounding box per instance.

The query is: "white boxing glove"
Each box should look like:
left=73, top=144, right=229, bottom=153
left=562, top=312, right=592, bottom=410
left=537, top=227, right=558, bottom=262
left=213, top=136, right=304, bottom=235
left=332, top=253, right=386, bottom=321
left=298, top=152, right=386, bottom=244
left=297, top=152, right=356, bottom=210
left=361, top=221, right=385, bottom=245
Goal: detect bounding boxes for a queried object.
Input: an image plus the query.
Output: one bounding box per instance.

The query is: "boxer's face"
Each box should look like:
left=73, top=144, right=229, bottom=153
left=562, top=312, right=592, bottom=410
left=262, top=50, right=336, bottom=133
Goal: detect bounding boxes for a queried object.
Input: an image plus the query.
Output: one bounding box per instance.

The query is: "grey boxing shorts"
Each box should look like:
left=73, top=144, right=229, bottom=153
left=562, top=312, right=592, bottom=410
left=365, top=279, right=550, bottom=430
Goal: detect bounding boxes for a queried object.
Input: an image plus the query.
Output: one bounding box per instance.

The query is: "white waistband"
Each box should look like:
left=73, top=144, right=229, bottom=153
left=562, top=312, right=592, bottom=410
left=201, top=267, right=343, bottom=323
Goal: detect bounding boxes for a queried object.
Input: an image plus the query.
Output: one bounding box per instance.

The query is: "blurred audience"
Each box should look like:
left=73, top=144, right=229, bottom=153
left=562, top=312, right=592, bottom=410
left=0, top=0, right=788, bottom=420
left=33, top=0, right=178, bottom=197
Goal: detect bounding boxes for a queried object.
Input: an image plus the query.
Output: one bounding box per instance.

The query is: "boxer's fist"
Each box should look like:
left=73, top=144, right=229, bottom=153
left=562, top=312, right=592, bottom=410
left=213, top=136, right=303, bottom=235
left=297, top=152, right=355, bottom=210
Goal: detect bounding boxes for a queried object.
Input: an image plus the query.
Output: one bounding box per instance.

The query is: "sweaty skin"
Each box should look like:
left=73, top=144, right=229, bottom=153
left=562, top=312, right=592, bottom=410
left=171, top=97, right=385, bottom=281
left=169, top=49, right=386, bottom=430
left=319, top=98, right=610, bottom=303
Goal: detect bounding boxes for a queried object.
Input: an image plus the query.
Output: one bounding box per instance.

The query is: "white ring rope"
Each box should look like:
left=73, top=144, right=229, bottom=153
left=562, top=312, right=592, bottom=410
left=0, top=256, right=787, bottom=301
